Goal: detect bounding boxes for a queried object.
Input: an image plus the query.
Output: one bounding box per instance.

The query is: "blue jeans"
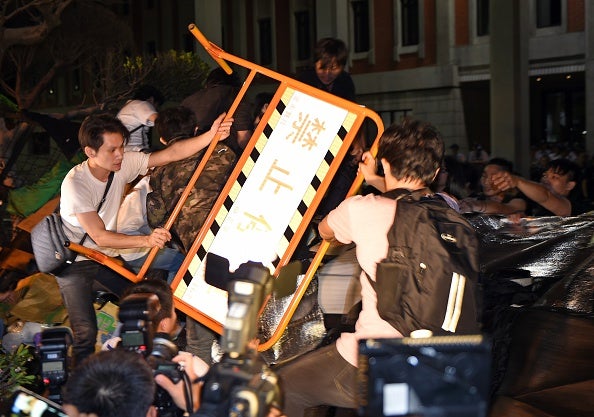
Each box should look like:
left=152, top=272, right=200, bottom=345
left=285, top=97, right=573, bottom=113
left=125, top=247, right=185, bottom=283
left=54, top=260, right=133, bottom=366
left=276, top=343, right=357, bottom=417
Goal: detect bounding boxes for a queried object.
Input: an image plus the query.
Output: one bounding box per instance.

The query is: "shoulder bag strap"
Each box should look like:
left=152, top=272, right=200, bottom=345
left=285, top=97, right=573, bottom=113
left=382, top=187, right=431, bottom=201
left=128, top=124, right=143, bottom=134
left=78, top=171, right=115, bottom=246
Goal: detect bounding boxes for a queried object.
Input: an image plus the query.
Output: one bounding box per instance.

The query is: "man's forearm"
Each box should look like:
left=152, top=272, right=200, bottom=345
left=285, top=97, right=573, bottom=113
left=89, top=230, right=150, bottom=249
left=515, top=176, right=557, bottom=206
left=515, top=176, right=571, bottom=216
left=166, top=133, right=212, bottom=161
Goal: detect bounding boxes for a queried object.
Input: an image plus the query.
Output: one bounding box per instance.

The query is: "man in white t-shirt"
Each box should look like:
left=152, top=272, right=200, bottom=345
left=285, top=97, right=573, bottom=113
left=57, top=112, right=232, bottom=366
left=117, top=85, right=164, bottom=152
left=277, top=119, right=445, bottom=417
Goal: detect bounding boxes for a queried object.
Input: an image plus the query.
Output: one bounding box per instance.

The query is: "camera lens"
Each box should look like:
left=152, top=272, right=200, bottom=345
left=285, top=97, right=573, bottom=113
left=151, top=337, right=178, bottom=360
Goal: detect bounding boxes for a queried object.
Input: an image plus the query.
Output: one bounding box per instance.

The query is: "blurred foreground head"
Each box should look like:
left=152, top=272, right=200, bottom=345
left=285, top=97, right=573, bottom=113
left=62, top=350, right=156, bottom=417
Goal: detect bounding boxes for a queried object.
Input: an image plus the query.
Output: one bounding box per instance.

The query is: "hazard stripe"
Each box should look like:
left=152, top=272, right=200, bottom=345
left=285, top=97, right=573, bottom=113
left=182, top=88, right=357, bottom=291
left=441, top=272, right=466, bottom=332
left=274, top=111, right=356, bottom=261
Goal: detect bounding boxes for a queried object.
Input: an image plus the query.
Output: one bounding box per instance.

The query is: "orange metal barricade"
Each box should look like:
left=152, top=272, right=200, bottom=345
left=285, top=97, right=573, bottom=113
left=69, top=24, right=385, bottom=351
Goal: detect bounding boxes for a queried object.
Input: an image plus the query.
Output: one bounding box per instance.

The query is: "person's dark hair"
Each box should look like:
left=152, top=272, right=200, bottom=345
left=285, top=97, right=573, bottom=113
left=205, top=67, right=241, bottom=88
left=252, top=92, right=274, bottom=121
left=487, top=157, right=514, bottom=173
left=62, top=350, right=155, bottom=417
left=79, top=114, right=130, bottom=151
left=133, top=85, right=165, bottom=107
left=122, top=279, right=174, bottom=333
left=155, top=106, right=197, bottom=144
left=314, top=37, right=349, bottom=68
left=547, top=158, right=580, bottom=182
left=445, top=157, right=481, bottom=199
left=377, top=118, right=444, bottom=185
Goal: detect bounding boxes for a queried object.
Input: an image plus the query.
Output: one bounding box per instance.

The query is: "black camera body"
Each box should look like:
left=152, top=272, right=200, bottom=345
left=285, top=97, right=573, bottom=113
left=148, top=336, right=184, bottom=384
left=117, top=293, right=186, bottom=417
left=38, top=326, right=73, bottom=403
left=196, top=257, right=282, bottom=417
left=199, top=352, right=280, bottom=417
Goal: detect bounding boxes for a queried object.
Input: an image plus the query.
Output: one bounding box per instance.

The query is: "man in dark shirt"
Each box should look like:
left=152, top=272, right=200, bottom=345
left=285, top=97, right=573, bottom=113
left=181, top=68, right=253, bottom=153
left=297, top=37, right=356, bottom=102
left=297, top=38, right=362, bottom=225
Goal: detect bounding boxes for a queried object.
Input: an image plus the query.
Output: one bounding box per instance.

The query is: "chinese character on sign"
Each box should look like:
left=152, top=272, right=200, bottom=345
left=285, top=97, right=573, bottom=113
left=287, top=112, right=326, bottom=150
left=237, top=212, right=272, bottom=233
left=259, top=159, right=294, bottom=194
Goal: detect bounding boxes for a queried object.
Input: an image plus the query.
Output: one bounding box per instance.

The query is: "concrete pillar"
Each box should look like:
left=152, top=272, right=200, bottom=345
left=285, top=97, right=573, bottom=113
left=435, top=0, right=454, bottom=66
left=585, top=2, right=594, bottom=156
left=315, top=0, right=337, bottom=38
left=489, top=0, right=530, bottom=176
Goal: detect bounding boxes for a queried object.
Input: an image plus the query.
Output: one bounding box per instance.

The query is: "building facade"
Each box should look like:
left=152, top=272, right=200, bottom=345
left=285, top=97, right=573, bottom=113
left=45, top=0, right=590, bottom=176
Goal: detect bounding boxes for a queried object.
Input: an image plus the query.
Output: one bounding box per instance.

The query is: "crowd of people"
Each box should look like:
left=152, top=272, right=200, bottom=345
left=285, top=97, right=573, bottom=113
left=2, top=34, right=594, bottom=417
left=443, top=142, right=591, bottom=218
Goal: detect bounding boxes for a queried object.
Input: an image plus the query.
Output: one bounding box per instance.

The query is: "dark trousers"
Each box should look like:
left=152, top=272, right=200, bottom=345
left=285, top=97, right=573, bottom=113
left=54, top=260, right=132, bottom=366
left=276, top=343, right=358, bottom=417
left=184, top=316, right=218, bottom=364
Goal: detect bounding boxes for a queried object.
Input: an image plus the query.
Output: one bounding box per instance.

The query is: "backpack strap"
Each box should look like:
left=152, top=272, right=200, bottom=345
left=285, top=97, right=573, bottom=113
left=382, top=187, right=431, bottom=201
left=365, top=188, right=431, bottom=290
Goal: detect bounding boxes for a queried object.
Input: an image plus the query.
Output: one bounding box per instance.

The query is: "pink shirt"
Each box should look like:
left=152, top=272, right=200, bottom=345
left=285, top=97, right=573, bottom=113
left=328, top=194, right=404, bottom=366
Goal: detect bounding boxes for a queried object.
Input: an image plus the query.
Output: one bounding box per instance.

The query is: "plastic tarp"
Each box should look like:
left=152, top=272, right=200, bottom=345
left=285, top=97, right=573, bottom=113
left=7, top=159, right=75, bottom=217
left=470, top=213, right=594, bottom=416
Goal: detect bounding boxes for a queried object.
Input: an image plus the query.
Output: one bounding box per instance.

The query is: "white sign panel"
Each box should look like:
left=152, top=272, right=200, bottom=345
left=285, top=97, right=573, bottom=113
left=178, top=90, right=349, bottom=323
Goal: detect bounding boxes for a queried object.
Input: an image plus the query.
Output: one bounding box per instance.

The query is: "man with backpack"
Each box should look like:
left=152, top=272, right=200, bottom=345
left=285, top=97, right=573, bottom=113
left=277, top=118, right=481, bottom=417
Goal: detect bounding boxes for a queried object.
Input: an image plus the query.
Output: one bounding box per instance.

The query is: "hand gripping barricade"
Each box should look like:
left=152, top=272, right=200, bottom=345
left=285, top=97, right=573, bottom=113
left=65, top=24, right=385, bottom=353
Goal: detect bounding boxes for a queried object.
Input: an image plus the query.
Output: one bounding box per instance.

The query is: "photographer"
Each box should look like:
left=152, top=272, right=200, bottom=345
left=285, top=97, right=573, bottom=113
left=61, top=272, right=283, bottom=417
left=62, top=349, right=156, bottom=417
left=104, top=279, right=209, bottom=414
left=103, top=279, right=182, bottom=350
left=61, top=349, right=282, bottom=417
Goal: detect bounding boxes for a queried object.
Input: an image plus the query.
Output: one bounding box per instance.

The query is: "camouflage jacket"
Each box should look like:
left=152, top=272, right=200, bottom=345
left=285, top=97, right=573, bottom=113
left=147, top=142, right=237, bottom=251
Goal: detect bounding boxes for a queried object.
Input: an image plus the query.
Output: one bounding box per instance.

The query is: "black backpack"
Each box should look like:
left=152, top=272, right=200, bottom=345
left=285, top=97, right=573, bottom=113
left=369, top=188, right=481, bottom=336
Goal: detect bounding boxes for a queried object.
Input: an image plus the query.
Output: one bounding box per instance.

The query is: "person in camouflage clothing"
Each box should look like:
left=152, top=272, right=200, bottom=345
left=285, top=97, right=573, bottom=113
left=147, top=106, right=237, bottom=364
left=147, top=107, right=236, bottom=250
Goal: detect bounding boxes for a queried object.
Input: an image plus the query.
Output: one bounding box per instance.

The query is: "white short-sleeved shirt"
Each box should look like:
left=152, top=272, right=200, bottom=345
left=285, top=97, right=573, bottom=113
left=117, top=175, right=152, bottom=261
left=116, top=100, right=157, bottom=152
left=60, top=152, right=150, bottom=258
left=328, top=194, right=404, bottom=367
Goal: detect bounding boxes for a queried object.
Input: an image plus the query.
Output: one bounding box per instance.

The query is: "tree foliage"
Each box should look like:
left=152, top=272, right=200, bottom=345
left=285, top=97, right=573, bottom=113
left=0, top=344, right=39, bottom=401
left=0, top=1, right=210, bottom=179
left=0, top=0, right=134, bottom=166
left=118, top=50, right=210, bottom=104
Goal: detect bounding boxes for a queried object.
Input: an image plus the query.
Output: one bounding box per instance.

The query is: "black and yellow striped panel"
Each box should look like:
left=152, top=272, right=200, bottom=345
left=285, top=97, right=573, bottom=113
left=177, top=87, right=357, bottom=293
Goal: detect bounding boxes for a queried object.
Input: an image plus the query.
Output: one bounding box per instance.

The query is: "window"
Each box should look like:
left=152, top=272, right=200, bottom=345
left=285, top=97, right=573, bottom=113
left=259, top=18, right=273, bottom=66
left=401, top=0, right=419, bottom=47
left=351, top=0, right=370, bottom=53
left=294, top=11, right=311, bottom=61
left=476, top=0, right=489, bottom=37
left=394, top=0, right=423, bottom=58
left=536, top=0, right=561, bottom=28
